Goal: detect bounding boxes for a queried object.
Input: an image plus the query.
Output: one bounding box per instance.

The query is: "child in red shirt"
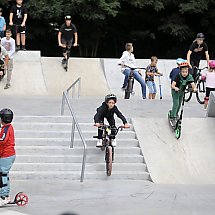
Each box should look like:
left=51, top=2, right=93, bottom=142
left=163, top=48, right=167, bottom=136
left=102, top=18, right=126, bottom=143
left=0, top=108, right=15, bottom=207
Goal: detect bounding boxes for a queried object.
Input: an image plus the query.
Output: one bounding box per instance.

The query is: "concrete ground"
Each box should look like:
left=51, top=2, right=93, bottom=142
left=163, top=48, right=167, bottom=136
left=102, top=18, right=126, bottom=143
left=0, top=54, right=214, bottom=214
left=2, top=180, right=215, bottom=215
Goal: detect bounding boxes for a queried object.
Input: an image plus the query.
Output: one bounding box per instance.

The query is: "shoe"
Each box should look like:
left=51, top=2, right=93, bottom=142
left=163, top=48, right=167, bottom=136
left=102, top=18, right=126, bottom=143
left=0, top=196, right=10, bottom=207
left=22, top=46, right=26, bottom=51
left=111, top=139, right=117, bottom=147
left=16, top=46, right=20, bottom=52
left=4, top=84, right=10, bottom=89
left=96, top=139, right=103, bottom=147
left=170, top=118, right=177, bottom=127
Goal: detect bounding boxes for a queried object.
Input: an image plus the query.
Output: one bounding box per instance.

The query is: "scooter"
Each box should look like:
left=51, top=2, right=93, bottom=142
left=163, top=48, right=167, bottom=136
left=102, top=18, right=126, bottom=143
left=6, top=192, right=28, bottom=207
left=168, top=91, right=186, bottom=139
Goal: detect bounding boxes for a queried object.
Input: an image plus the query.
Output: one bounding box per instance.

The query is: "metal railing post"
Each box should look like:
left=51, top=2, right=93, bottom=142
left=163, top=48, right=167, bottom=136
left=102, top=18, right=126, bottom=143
left=80, top=148, right=86, bottom=182
left=61, top=77, right=86, bottom=182
left=61, top=92, right=65, bottom=115
left=70, top=117, right=75, bottom=148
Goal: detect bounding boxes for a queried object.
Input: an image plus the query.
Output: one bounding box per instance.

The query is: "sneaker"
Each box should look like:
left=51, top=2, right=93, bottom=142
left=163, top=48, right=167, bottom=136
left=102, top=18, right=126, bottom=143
left=170, top=118, right=177, bottom=127
left=4, top=84, right=10, bottom=89
left=111, top=139, right=117, bottom=147
left=16, top=46, right=20, bottom=52
left=0, top=196, right=10, bottom=207
left=22, top=45, right=26, bottom=51
left=96, top=139, right=103, bottom=147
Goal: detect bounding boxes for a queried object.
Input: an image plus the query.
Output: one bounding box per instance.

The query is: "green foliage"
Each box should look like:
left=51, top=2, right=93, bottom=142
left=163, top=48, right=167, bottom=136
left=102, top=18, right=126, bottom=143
left=1, top=0, right=214, bottom=57
left=179, top=0, right=209, bottom=14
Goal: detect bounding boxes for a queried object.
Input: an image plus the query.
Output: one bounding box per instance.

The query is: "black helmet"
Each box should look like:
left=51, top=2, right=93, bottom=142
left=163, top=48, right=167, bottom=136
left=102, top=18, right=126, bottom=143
left=65, top=15, right=72, bottom=20
left=105, top=94, right=117, bottom=103
left=0, top=108, right=13, bottom=123
left=196, top=33, right=205, bottom=39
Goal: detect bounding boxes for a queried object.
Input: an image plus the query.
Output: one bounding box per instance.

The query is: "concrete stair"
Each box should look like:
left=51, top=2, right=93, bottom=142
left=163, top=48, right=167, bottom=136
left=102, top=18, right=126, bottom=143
left=11, top=116, right=151, bottom=181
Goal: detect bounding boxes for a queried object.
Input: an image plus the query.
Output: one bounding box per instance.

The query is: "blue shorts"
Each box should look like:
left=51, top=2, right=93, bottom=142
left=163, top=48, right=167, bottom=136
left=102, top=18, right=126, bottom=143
left=147, top=81, right=157, bottom=94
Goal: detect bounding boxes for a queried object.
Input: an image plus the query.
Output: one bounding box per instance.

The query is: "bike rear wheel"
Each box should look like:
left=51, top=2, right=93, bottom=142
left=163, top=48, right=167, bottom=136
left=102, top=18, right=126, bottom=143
left=124, top=79, right=133, bottom=99
left=196, top=80, right=205, bottom=104
left=105, top=146, right=113, bottom=176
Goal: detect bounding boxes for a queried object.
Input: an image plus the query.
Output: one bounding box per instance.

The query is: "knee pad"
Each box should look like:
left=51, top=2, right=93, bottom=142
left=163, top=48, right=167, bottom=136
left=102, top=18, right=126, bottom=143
left=0, top=172, right=8, bottom=188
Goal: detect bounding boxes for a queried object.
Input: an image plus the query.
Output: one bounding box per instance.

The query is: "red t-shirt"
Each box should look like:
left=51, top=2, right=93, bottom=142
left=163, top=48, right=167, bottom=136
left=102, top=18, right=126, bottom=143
left=0, top=124, right=16, bottom=158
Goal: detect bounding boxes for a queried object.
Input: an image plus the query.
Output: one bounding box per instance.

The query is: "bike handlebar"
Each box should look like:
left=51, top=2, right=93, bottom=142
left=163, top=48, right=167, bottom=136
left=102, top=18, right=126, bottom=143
left=193, top=66, right=208, bottom=71
left=118, top=64, right=146, bottom=70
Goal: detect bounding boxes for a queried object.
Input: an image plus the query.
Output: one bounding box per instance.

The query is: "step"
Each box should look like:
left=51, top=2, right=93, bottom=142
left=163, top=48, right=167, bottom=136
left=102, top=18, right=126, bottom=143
left=14, top=130, right=136, bottom=139
left=14, top=116, right=132, bottom=123
left=15, top=155, right=145, bottom=163
left=15, top=138, right=139, bottom=147
left=10, top=171, right=150, bottom=180
left=11, top=163, right=147, bottom=172
left=13, top=122, right=134, bottom=131
left=15, top=146, right=142, bottom=155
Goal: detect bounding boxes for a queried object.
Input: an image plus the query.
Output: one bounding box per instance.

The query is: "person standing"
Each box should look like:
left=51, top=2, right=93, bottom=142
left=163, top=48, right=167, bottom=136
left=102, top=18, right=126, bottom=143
left=0, top=8, right=6, bottom=39
left=187, top=33, right=210, bottom=80
left=9, top=0, right=28, bottom=51
left=1, top=29, right=16, bottom=89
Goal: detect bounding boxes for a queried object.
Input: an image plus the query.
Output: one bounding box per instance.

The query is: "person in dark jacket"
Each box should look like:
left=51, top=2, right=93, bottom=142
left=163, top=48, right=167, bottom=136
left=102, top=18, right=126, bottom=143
left=94, top=94, right=130, bottom=147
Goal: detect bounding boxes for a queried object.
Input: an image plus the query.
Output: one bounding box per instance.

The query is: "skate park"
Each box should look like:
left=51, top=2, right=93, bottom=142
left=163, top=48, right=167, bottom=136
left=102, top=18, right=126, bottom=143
left=1, top=51, right=215, bottom=215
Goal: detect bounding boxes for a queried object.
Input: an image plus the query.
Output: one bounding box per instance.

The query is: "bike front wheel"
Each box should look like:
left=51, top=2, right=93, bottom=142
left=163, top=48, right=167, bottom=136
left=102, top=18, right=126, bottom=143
left=105, top=146, right=113, bottom=176
left=196, top=80, right=205, bottom=104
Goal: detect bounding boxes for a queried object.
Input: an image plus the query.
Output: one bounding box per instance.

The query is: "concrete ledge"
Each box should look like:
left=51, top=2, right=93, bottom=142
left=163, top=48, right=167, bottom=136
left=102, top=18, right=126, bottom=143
left=14, top=50, right=41, bottom=62
left=207, top=92, right=215, bottom=117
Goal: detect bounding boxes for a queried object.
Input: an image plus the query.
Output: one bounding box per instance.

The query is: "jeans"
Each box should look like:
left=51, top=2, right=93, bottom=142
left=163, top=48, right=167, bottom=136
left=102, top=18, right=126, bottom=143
left=146, top=81, right=157, bottom=94
left=0, top=31, right=4, bottom=38
left=0, top=155, right=16, bottom=197
left=170, top=90, right=184, bottom=118
left=123, top=69, right=146, bottom=99
left=6, top=59, right=13, bottom=85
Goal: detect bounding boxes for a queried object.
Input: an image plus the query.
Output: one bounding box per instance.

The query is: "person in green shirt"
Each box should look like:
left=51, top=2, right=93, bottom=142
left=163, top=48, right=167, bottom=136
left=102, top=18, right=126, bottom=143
left=169, top=62, right=197, bottom=126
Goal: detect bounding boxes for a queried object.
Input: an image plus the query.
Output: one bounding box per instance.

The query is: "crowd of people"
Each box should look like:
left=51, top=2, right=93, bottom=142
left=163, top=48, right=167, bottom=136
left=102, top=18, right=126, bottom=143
left=0, top=0, right=27, bottom=90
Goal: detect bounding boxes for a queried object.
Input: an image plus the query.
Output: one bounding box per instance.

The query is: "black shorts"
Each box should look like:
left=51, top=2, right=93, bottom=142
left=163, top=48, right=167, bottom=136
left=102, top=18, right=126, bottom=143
left=13, top=25, right=26, bottom=34
left=206, top=87, right=215, bottom=98
left=61, top=38, right=73, bottom=49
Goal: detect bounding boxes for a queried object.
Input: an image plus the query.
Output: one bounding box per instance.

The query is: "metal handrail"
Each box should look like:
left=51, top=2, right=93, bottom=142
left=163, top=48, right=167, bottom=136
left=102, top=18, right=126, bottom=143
left=61, top=78, right=86, bottom=182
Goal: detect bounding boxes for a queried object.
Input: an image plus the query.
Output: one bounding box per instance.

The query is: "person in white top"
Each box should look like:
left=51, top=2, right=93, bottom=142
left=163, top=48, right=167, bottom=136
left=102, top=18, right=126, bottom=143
left=202, top=60, right=215, bottom=109
left=0, top=44, right=9, bottom=83
left=1, top=29, right=15, bottom=89
left=118, top=43, right=146, bottom=99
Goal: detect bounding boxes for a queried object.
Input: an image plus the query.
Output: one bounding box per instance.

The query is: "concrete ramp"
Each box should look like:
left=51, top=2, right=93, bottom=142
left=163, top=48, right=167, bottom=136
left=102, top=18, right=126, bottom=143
left=41, top=57, right=109, bottom=96
left=132, top=117, right=215, bottom=184
left=0, top=51, right=48, bottom=95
